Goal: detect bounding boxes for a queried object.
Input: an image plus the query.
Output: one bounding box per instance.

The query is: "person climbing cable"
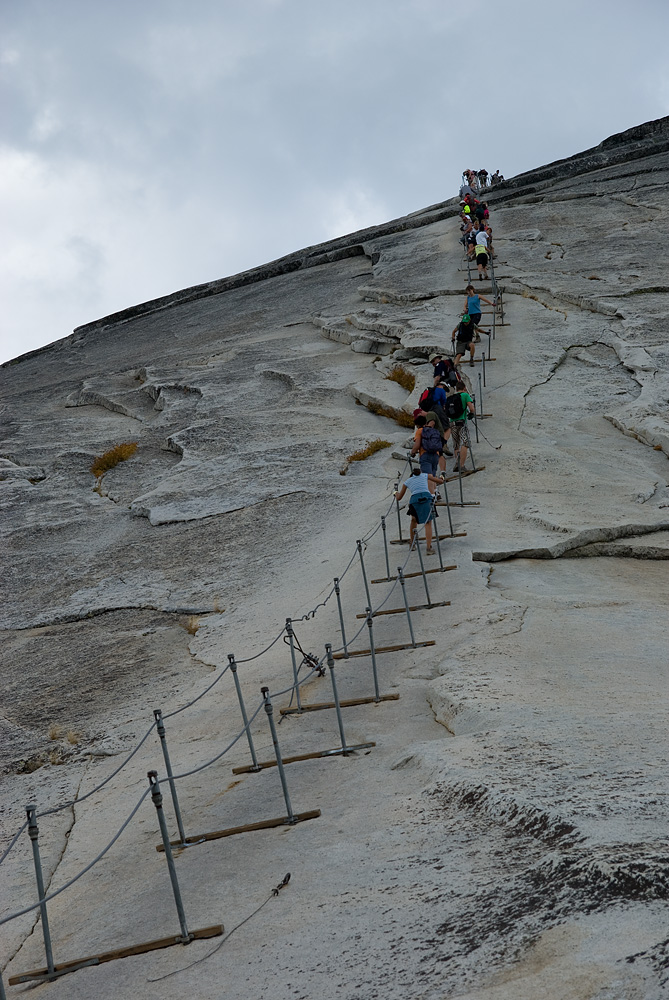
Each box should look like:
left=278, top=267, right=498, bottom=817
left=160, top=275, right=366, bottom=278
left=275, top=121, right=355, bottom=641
left=445, top=379, right=476, bottom=473
left=474, top=227, right=490, bottom=280
left=452, top=314, right=477, bottom=367
left=394, top=468, right=443, bottom=555
left=463, top=284, right=494, bottom=341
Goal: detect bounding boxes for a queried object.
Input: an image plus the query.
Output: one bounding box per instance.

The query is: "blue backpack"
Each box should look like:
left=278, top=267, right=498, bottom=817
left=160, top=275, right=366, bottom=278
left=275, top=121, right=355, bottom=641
left=420, top=426, right=442, bottom=453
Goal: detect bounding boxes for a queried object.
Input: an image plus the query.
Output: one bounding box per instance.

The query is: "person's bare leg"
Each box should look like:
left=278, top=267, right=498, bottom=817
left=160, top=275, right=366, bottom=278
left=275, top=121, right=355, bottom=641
left=469, top=344, right=475, bottom=367
left=410, top=516, right=417, bottom=547
left=459, top=442, right=468, bottom=469
left=425, top=519, right=433, bottom=552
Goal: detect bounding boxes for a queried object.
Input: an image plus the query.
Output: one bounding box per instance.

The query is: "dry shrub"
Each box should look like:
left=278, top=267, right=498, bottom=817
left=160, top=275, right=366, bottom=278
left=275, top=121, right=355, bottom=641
left=587, top=275, right=601, bottom=280
left=90, top=442, right=138, bottom=479
left=48, top=724, right=64, bottom=740
left=347, top=439, right=392, bottom=463
left=66, top=731, right=81, bottom=745
left=341, top=438, right=392, bottom=474
left=182, top=615, right=200, bottom=635
left=385, top=366, right=415, bottom=393
left=365, top=400, right=414, bottom=428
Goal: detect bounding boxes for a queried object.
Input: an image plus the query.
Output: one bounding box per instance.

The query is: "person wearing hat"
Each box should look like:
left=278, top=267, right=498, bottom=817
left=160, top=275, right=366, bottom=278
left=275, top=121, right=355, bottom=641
left=452, top=314, right=477, bottom=367
left=429, top=353, right=457, bottom=387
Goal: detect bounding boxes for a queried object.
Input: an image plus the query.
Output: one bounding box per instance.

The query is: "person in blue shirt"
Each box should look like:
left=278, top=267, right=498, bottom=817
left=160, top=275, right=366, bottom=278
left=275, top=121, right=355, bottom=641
left=464, top=284, right=495, bottom=330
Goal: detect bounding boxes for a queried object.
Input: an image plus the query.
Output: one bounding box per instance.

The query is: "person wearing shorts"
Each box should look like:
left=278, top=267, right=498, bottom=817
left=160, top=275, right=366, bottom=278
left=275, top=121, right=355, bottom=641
left=394, top=468, right=443, bottom=554
left=452, top=314, right=477, bottom=367
left=474, top=234, right=489, bottom=280
left=447, top=381, right=476, bottom=472
left=464, top=285, right=494, bottom=341
left=411, top=415, right=442, bottom=475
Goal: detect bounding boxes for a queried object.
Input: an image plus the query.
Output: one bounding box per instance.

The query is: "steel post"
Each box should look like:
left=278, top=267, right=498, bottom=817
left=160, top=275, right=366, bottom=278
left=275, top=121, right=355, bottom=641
left=326, top=644, right=349, bottom=750
left=441, top=476, right=455, bottom=534
left=228, top=654, right=260, bottom=770
left=153, top=710, right=187, bottom=845
left=478, top=373, right=484, bottom=416
left=365, top=609, right=381, bottom=702
left=381, top=516, right=391, bottom=580
left=432, top=503, right=445, bottom=570
left=394, top=483, right=404, bottom=541
left=469, top=423, right=478, bottom=471
left=414, top=530, right=432, bottom=606
left=397, top=568, right=417, bottom=647
left=482, top=351, right=486, bottom=387
left=333, top=578, right=349, bottom=658
left=492, top=302, right=496, bottom=341
left=261, top=688, right=295, bottom=823
left=356, top=540, right=372, bottom=610
left=457, top=462, right=464, bottom=504
left=0, top=970, right=6, bottom=1000
left=285, top=619, right=302, bottom=713
left=25, top=806, right=54, bottom=976
left=147, top=773, right=191, bottom=943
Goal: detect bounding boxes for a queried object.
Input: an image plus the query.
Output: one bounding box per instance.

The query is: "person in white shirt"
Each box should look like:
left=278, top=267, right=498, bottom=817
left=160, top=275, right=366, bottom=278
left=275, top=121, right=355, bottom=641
left=474, top=228, right=489, bottom=281
left=394, top=468, right=444, bottom=554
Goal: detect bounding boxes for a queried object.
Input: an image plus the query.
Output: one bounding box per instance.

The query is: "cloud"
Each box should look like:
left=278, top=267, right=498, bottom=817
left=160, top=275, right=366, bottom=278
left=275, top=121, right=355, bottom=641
left=1, top=0, right=668, bottom=364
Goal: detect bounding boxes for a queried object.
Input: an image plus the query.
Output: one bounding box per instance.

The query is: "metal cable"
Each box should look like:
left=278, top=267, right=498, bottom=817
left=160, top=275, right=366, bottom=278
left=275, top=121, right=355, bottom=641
left=37, top=722, right=157, bottom=819
left=0, top=821, right=28, bottom=866
left=0, top=789, right=150, bottom=928
left=168, top=702, right=265, bottom=782
left=163, top=663, right=231, bottom=719
left=235, top=627, right=286, bottom=664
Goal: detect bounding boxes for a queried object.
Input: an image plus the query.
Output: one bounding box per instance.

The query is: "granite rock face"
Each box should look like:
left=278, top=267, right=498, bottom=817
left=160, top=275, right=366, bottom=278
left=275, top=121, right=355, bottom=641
left=1, top=119, right=668, bottom=999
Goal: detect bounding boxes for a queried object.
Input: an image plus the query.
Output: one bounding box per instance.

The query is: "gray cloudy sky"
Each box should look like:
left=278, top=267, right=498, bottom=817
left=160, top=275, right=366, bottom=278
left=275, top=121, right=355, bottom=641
left=2, top=0, right=668, bottom=364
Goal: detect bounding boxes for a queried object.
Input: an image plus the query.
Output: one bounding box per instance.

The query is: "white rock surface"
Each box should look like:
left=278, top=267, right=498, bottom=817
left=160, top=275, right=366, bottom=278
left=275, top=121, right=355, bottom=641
left=1, top=117, right=668, bottom=999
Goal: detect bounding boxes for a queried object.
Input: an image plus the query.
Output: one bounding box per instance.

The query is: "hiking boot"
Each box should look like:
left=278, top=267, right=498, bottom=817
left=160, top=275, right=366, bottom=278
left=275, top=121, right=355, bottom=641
left=469, top=359, right=475, bottom=367
left=426, top=547, right=435, bottom=556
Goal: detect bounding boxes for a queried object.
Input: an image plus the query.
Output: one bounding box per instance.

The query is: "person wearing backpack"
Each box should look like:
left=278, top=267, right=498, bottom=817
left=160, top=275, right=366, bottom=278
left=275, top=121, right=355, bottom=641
left=452, top=314, right=477, bottom=367
left=411, top=414, right=443, bottom=476
left=445, top=380, right=476, bottom=472
left=429, top=353, right=457, bottom=388
left=393, top=468, right=444, bottom=555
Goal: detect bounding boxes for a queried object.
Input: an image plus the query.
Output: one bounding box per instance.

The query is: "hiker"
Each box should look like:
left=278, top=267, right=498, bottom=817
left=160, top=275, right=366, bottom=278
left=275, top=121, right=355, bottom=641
left=394, top=468, right=443, bottom=555
left=414, top=400, right=453, bottom=462
left=466, top=224, right=478, bottom=261
left=429, top=353, right=457, bottom=387
left=484, top=225, right=495, bottom=258
left=478, top=168, right=488, bottom=189
left=412, top=414, right=443, bottom=476
left=445, top=379, right=476, bottom=473
left=474, top=227, right=490, bottom=280
left=418, top=378, right=454, bottom=458
left=464, top=285, right=494, bottom=339
left=452, top=314, right=477, bottom=367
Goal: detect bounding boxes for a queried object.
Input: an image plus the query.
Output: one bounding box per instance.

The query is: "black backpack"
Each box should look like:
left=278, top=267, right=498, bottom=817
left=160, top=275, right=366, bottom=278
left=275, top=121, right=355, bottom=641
left=445, top=393, right=465, bottom=420
left=420, top=426, right=442, bottom=453
left=419, top=387, right=435, bottom=411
